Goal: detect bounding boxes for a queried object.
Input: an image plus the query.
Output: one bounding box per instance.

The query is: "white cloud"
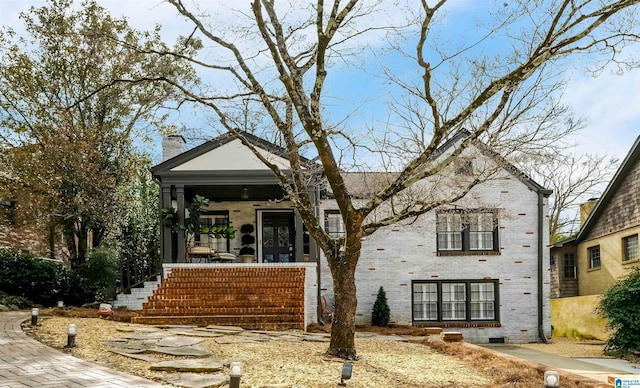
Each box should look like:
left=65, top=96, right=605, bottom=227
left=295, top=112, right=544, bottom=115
left=562, top=69, right=640, bottom=161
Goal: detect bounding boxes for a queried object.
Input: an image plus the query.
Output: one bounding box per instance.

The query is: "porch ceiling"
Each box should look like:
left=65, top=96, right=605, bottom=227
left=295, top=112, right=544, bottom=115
left=186, top=184, right=288, bottom=202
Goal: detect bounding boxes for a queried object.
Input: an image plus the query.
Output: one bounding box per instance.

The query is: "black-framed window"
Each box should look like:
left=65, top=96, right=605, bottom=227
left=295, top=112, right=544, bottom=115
left=324, top=210, right=345, bottom=239
left=436, top=209, right=499, bottom=253
left=564, top=253, right=576, bottom=279
left=196, top=211, right=230, bottom=251
left=588, top=245, right=601, bottom=269
left=412, top=280, right=499, bottom=323
left=0, top=199, right=16, bottom=225
left=623, top=234, right=638, bottom=262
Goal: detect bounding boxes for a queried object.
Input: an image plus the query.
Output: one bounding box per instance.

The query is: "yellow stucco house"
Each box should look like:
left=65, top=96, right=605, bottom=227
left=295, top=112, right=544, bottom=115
left=575, top=135, right=640, bottom=296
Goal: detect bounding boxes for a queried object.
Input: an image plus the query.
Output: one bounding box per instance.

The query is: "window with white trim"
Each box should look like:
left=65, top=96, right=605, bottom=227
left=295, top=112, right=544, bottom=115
left=588, top=245, right=601, bottom=269
left=412, top=280, right=499, bottom=323
left=324, top=210, right=345, bottom=239
left=623, top=234, right=638, bottom=262
left=436, top=209, right=499, bottom=254
left=436, top=213, right=462, bottom=251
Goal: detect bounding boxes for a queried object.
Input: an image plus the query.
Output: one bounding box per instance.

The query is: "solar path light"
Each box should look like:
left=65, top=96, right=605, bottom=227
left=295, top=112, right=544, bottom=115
left=65, top=323, right=77, bottom=348
left=338, top=362, right=352, bottom=386
left=544, top=370, right=560, bottom=387
left=229, top=361, right=242, bottom=388
left=30, top=308, right=38, bottom=326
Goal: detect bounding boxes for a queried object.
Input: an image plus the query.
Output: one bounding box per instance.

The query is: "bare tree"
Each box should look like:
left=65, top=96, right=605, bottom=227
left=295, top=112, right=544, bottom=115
left=524, top=153, right=619, bottom=242
left=135, top=0, right=640, bottom=359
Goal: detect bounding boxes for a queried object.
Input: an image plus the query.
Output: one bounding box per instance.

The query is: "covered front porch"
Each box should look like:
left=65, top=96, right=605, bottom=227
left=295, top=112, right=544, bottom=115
left=152, top=134, right=320, bottom=266
left=159, top=182, right=318, bottom=264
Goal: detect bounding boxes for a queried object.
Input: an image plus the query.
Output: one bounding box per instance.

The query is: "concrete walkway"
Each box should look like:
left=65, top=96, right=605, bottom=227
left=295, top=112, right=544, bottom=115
left=481, top=343, right=639, bottom=384
left=0, top=311, right=169, bottom=388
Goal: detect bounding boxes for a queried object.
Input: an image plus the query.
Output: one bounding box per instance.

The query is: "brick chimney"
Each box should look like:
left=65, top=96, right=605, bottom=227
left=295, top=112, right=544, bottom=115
left=580, top=198, right=599, bottom=225
left=162, top=135, right=186, bottom=161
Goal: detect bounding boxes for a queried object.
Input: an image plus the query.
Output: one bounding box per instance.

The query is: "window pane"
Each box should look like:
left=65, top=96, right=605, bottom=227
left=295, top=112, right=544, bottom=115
left=413, top=283, right=437, bottom=321
left=624, top=235, right=638, bottom=262
left=325, top=211, right=345, bottom=239
left=437, top=213, right=463, bottom=250
left=470, top=282, right=495, bottom=320
left=564, top=253, right=576, bottom=279
left=469, top=213, right=495, bottom=250
left=589, top=246, right=601, bottom=268
left=442, top=283, right=466, bottom=320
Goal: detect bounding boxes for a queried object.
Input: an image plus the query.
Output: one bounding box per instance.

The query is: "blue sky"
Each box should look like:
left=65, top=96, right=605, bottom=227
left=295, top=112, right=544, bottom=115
left=1, top=0, right=638, bottom=164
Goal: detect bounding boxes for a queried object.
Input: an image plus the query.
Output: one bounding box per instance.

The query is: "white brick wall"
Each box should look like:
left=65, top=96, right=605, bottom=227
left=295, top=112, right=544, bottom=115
left=318, top=173, right=551, bottom=344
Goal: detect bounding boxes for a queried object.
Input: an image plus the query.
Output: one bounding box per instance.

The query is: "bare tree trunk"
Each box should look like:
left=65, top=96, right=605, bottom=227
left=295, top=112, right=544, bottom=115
left=327, top=219, right=363, bottom=359
left=327, top=251, right=358, bottom=359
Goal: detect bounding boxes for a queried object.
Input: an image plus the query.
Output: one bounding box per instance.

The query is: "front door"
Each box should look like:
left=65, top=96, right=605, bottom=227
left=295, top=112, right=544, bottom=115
left=261, top=212, right=294, bottom=262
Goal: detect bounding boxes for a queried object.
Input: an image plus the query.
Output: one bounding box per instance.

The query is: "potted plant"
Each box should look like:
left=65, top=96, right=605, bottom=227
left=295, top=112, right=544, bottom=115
left=239, top=223, right=255, bottom=263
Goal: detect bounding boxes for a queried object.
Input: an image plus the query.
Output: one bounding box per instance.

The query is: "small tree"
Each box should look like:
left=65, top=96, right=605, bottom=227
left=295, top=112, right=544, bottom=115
left=372, top=286, right=391, bottom=327
left=597, top=268, right=640, bottom=354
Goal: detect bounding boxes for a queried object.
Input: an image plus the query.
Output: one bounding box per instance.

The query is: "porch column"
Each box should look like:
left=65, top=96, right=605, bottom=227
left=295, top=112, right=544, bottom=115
left=161, top=185, right=173, bottom=263
left=294, top=211, right=304, bottom=261
left=176, top=185, right=186, bottom=263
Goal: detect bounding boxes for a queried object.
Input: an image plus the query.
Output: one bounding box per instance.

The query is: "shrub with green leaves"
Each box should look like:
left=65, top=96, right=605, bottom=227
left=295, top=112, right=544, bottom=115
left=372, top=286, right=391, bottom=327
left=78, top=248, right=119, bottom=301
left=597, top=268, right=640, bottom=354
left=0, top=250, right=66, bottom=305
left=0, top=250, right=95, bottom=306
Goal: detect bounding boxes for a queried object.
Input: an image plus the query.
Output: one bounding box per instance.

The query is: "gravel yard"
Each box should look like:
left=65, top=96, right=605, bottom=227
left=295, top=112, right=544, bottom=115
left=25, top=311, right=605, bottom=388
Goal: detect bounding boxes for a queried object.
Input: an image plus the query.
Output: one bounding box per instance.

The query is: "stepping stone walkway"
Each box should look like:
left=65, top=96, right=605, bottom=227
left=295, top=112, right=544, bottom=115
left=104, top=324, right=422, bottom=388
left=150, top=359, right=224, bottom=372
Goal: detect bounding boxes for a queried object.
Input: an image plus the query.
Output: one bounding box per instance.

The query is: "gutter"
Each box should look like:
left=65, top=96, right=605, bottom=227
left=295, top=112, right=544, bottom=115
left=538, top=191, right=549, bottom=343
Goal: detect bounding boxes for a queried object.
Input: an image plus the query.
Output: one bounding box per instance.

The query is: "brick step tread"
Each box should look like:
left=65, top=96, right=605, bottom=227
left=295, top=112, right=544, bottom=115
left=131, top=316, right=304, bottom=330
left=164, top=277, right=305, bottom=282
left=168, top=269, right=304, bottom=273
left=139, top=308, right=303, bottom=315
left=157, top=285, right=304, bottom=291
left=136, top=312, right=303, bottom=319
left=159, top=282, right=304, bottom=288
left=143, top=301, right=304, bottom=308
left=148, top=289, right=302, bottom=300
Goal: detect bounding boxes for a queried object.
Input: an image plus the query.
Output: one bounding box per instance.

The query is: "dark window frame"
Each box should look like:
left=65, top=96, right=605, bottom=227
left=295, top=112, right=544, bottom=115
left=563, top=253, right=576, bottom=279
left=623, top=234, right=638, bottom=262
left=588, top=245, right=601, bottom=269
left=196, top=210, right=231, bottom=251
left=436, top=209, right=499, bottom=254
left=411, top=279, right=500, bottom=324
left=324, top=209, right=345, bottom=239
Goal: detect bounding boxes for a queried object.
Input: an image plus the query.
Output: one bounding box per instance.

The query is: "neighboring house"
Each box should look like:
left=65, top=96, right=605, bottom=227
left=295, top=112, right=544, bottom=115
left=0, top=198, right=66, bottom=259
left=573, top=136, right=640, bottom=296
left=144, top=131, right=551, bottom=343
left=549, top=237, right=578, bottom=299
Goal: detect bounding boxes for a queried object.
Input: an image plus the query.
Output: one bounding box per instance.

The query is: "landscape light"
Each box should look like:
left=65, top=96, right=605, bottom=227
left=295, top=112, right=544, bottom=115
left=229, top=361, right=242, bottom=388
left=31, top=308, right=39, bottom=326
left=65, top=323, right=77, bottom=348
left=338, top=362, right=352, bottom=386
left=544, top=370, right=560, bottom=387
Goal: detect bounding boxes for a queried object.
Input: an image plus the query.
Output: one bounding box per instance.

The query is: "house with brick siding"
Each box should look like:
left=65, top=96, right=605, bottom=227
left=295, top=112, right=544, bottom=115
left=568, top=135, right=640, bottom=296
left=140, top=131, right=552, bottom=343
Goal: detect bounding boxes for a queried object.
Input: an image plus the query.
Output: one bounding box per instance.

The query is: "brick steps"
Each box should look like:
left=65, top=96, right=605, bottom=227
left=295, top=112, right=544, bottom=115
left=134, top=267, right=306, bottom=330
left=131, top=315, right=302, bottom=330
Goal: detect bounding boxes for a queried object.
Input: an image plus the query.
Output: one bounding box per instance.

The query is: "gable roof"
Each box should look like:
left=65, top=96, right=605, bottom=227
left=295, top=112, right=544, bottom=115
left=331, top=130, right=551, bottom=197
left=151, top=131, right=311, bottom=175
left=576, top=135, right=640, bottom=241
left=152, top=129, right=550, bottom=196
left=427, top=130, right=551, bottom=195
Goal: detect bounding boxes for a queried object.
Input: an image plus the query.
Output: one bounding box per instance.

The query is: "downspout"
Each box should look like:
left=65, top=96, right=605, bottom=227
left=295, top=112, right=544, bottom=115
left=315, top=183, right=322, bottom=323
left=538, top=191, right=549, bottom=343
